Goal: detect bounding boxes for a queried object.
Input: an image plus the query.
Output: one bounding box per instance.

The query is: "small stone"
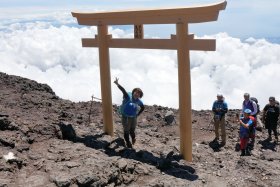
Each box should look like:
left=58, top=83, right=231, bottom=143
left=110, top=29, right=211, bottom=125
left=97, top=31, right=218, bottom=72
left=117, top=159, right=127, bottom=170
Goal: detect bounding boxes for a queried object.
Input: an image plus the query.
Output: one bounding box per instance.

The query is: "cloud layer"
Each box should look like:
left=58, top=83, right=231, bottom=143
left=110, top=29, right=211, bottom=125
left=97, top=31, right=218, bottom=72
left=1, top=13, right=280, bottom=110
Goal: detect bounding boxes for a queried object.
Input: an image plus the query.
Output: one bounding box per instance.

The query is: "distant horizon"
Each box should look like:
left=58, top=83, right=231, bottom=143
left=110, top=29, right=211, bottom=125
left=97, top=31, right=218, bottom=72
left=1, top=1, right=280, bottom=110
left=1, top=0, right=280, bottom=39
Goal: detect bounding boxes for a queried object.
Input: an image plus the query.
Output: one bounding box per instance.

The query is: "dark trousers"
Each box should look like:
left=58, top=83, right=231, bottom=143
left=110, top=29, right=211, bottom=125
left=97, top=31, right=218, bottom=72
left=268, top=127, right=278, bottom=138
left=122, top=116, right=137, bottom=144
left=266, top=122, right=278, bottom=138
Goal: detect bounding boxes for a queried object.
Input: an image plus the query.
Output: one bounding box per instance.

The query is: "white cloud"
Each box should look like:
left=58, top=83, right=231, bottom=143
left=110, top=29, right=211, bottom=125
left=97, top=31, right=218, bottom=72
left=1, top=16, right=280, bottom=110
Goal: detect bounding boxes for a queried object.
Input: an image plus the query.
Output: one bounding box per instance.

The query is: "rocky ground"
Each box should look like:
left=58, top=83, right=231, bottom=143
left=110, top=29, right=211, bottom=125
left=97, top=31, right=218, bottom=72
left=0, top=71, right=280, bottom=187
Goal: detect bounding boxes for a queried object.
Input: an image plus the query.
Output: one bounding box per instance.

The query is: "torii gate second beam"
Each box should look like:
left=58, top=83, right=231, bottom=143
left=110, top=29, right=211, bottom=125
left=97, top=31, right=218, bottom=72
left=72, top=1, right=227, bottom=161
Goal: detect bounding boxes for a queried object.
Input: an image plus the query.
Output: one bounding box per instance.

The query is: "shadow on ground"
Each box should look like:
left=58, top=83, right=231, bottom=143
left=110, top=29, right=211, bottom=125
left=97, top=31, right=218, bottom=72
left=258, top=138, right=277, bottom=151
left=58, top=122, right=198, bottom=181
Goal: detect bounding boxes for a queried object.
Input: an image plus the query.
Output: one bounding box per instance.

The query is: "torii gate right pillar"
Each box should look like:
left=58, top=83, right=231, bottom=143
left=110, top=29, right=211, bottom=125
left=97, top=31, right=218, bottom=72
left=176, top=22, right=192, bottom=161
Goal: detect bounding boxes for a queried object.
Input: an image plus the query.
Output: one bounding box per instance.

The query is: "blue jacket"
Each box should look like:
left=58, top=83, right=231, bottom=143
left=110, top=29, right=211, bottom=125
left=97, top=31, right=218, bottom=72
left=122, top=92, right=143, bottom=117
left=212, top=100, right=228, bottom=116
left=240, top=117, right=253, bottom=138
left=117, top=84, right=145, bottom=117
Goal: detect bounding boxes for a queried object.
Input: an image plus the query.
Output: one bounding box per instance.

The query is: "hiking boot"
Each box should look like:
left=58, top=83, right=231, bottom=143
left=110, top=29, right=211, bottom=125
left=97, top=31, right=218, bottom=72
left=240, top=149, right=245, bottom=156
left=132, top=138, right=136, bottom=145
left=274, top=136, right=278, bottom=143
left=213, top=137, right=219, bottom=142
left=267, top=136, right=272, bottom=141
left=247, top=143, right=253, bottom=150
left=248, top=139, right=255, bottom=149
left=245, top=148, right=251, bottom=156
left=126, top=142, right=133, bottom=148
left=220, top=141, right=226, bottom=147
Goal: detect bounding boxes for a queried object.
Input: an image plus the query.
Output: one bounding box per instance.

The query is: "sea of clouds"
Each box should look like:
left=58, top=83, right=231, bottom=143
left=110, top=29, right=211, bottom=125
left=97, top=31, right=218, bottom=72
left=1, top=11, right=280, bottom=110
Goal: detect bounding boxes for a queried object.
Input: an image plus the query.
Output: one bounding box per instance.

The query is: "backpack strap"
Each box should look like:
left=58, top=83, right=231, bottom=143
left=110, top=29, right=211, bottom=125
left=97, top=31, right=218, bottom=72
left=249, top=116, right=256, bottom=127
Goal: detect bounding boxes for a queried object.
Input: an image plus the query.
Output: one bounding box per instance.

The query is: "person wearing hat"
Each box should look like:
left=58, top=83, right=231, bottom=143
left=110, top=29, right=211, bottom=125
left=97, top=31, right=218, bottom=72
left=238, top=109, right=254, bottom=156
left=242, top=93, right=259, bottom=150
left=263, top=96, right=280, bottom=142
left=212, top=93, right=228, bottom=146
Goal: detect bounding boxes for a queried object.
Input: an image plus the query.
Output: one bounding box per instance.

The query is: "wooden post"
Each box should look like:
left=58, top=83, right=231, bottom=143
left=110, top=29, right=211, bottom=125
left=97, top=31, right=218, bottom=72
left=134, top=25, right=143, bottom=39
left=97, top=24, right=114, bottom=136
left=176, top=22, right=192, bottom=161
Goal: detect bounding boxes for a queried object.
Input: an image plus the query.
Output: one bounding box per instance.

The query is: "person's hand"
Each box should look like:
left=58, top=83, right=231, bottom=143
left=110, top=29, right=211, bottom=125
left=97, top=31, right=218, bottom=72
left=114, top=77, right=119, bottom=85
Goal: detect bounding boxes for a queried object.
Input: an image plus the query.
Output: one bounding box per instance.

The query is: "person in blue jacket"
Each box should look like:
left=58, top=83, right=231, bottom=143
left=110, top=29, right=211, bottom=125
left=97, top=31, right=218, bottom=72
left=212, top=93, right=228, bottom=146
left=238, top=109, right=254, bottom=156
left=114, top=77, right=144, bottom=148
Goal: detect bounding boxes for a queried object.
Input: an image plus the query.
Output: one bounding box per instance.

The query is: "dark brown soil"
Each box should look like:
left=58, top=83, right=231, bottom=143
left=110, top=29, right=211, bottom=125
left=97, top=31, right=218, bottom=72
left=0, top=72, right=279, bottom=187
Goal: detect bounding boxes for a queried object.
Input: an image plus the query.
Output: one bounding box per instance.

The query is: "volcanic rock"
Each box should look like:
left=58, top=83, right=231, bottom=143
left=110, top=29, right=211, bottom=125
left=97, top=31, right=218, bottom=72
left=0, top=72, right=280, bottom=187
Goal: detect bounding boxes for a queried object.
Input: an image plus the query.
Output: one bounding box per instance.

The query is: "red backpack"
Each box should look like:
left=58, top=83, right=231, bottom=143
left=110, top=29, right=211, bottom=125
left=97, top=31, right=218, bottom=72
left=249, top=116, right=256, bottom=127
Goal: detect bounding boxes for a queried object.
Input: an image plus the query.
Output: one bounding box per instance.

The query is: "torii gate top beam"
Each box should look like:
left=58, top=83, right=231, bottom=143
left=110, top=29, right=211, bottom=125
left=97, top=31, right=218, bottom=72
left=72, top=1, right=227, bottom=25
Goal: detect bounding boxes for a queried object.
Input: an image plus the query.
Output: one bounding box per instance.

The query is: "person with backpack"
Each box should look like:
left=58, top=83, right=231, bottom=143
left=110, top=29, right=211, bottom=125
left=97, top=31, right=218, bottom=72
left=237, top=109, right=254, bottom=156
left=276, top=100, right=280, bottom=110
left=242, top=93, right=258, bottom=117
left=114, top=77, right=144, bottom=148
left=262, top=96, right=280, bottom=143
left=242, top=93, right=258, bottom=148
left=212, top=93, right=228, bottom=146
left=249, top=97, right=260, bottom=116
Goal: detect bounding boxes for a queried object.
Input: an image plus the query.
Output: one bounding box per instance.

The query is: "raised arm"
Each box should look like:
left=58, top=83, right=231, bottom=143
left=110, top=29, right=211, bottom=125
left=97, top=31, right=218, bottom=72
left=114, top=77, right=129, bottom=99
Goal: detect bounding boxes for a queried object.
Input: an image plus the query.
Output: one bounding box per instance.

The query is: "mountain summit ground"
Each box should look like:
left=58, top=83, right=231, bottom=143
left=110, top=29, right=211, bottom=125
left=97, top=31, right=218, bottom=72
left=0, top=72, right=279, bottom=187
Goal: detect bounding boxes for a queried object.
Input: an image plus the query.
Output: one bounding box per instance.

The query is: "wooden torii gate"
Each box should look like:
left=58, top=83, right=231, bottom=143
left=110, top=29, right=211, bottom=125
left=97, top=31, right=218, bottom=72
left=72, top=1, right=227, bottom=161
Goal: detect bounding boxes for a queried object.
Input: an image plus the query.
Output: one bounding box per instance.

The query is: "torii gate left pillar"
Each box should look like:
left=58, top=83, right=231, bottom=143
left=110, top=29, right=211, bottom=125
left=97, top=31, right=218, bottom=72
left=97, top=24, right=113, bottom=135
left=72, top=1, right=227, bottom=161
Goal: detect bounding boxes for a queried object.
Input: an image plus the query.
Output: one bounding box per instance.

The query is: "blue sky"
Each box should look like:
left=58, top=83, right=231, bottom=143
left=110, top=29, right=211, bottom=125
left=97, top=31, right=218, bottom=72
left=0, top=0, right=280, bottom=39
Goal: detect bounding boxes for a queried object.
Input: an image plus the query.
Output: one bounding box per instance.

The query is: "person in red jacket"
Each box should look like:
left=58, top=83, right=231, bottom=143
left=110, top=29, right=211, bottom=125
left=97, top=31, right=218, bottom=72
left=238, top=109, right=254, bottom=156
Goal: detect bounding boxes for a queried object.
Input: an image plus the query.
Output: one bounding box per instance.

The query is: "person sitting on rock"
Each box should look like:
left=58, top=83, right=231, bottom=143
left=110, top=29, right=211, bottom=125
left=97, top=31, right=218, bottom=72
left=114, top=77, right=144, bottom=148
left=212, top=93, right=228, bottom=146
left=238, top=109, right=254, bottom=156
left=262, top=96, right=280, bottom=143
